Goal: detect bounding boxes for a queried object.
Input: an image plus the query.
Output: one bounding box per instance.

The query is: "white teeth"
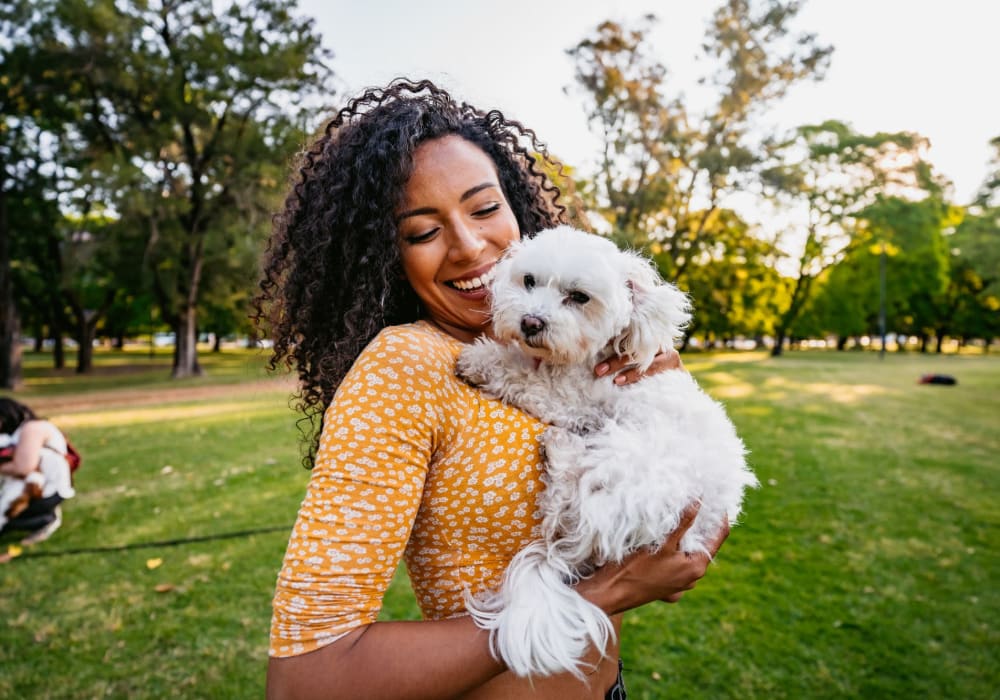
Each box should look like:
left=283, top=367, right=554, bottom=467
left=452, top=266, right=496, bottom=291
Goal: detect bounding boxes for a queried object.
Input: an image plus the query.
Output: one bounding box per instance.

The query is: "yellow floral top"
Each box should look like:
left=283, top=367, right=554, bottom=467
left=269, top=320, right=546, bottom=657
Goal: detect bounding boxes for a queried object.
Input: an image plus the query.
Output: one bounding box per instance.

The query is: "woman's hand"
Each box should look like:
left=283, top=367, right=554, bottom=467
left=575, top=502, right=729, bottom=615
left=594, top=348, right=684, bottom=386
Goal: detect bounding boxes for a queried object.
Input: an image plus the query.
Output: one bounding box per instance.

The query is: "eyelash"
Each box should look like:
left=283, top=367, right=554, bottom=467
left=474, top=203, right=501, bottom=217
left=405, top=229, right=438, bottom=244
left=403, top=203, right=502, bottom=244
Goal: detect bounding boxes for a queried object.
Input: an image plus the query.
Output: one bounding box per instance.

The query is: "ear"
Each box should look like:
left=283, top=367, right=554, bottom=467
left=613, top=253, right=691, bottom=371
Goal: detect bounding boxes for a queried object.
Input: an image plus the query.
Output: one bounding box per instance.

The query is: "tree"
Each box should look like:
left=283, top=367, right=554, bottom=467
left=0, top=0, right=71, bottom=385
left=943, top=138, right=1000, bottom=350
left=762, top=121, right=932, bottom=355
left=664, top=208, right=784, bottom=347
left=567, top=2, right=831, bottom=293
left=800, top=246, right=880, bottom=349
left=37, top=0, right=333, bottom=377
left=856, top=194, right=957, bottom=352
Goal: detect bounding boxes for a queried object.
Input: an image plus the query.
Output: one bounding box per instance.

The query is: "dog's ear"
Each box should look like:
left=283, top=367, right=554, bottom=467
left=613, top=252, right=691, bottom=371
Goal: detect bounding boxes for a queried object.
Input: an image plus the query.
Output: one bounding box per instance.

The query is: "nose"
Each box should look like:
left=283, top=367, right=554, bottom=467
left=520, top=315, right=546, bottom=337
left=447, top=219, right=487, bottom=263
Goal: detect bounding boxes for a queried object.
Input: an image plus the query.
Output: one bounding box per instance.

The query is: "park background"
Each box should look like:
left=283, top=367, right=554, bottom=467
left=1, top=0, right=997, bottom=698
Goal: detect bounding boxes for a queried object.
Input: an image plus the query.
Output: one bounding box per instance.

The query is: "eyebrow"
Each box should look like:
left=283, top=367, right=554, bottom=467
left=396, top=182, right=498, bottom=221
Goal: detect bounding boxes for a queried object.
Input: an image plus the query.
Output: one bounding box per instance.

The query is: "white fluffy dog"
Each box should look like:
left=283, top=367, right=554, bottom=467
left=456, top=226, right=758, bottom=679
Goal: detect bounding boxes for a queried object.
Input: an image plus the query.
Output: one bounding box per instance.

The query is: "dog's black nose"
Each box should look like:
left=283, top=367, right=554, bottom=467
left=521, top=315, right=546, bottom=337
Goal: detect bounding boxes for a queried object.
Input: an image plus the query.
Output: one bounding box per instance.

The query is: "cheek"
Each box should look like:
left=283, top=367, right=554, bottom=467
left=398, top=243, right=437, bottom=288
left=494, top=210, right=521, bottom=247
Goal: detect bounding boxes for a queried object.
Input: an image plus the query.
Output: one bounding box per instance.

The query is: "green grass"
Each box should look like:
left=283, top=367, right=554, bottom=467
left=1, top=348, right=997, bottom=698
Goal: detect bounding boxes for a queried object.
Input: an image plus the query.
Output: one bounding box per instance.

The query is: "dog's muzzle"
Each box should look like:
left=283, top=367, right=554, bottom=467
left=520, top=315, right=546, bottom=338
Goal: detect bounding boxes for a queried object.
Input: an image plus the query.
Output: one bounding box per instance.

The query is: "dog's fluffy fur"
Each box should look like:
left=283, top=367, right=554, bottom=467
left=457, top=226, right=758, bottom=679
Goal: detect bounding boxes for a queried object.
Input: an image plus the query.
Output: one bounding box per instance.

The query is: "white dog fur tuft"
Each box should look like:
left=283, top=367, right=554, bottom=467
left=457, top=226, right=757, bottom=679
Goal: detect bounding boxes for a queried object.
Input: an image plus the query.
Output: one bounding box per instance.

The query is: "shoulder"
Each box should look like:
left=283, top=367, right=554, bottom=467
left=354, top=321, right=462, bottom=377
left=11, top=420, right=61, bottom=445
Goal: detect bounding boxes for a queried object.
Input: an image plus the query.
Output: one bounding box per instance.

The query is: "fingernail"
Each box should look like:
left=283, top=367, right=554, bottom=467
left=614, top=374, right=626, bottom=385
left=595, top=363, right=609, bottom=376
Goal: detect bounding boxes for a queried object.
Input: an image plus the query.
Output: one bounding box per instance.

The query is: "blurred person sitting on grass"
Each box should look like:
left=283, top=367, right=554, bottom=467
left=0, top=398, right=75, bottom=546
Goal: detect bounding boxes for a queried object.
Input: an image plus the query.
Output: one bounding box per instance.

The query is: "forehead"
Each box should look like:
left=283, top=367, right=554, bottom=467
left=509, top=244, right=622, bottom=291
left=404, top=136, right=498, bottom=200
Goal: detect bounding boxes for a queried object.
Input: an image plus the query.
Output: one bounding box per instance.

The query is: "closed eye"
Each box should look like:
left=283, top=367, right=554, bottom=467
left=567, top=291, right=590, bottom=304
left=404, top=228, right=439, bottom=244
left=473, top=203, right=501, bottom=217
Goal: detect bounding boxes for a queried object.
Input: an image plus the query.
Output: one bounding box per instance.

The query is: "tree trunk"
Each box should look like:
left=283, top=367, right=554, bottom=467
left=171, top=304, right=202, bottom=378
left=52, top=330, right=65, bottom=369
left=75, top=321, right=95, bottom=374
left=836, top=335, right=848, bottom=351
left=48, top=295, right=67, bottom=369
left=919, top=334, right=929, bottom=353
left=0, top=167, right=21, bottom=389
left=770, top=332, right=786, bottom=357
left=212, top=332, right=221, bottom=353
left=0, top=306, right=21, bottom=390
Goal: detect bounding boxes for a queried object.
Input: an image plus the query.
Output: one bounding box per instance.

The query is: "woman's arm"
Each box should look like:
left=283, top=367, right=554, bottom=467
left=267, top=617, right=506, bottom=700
left=0, top=420, right=51, bottom=478
left=267, top=506, right=725, bottom=700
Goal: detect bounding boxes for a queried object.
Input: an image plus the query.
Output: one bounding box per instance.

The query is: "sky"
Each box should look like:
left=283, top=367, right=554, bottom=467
left=296, top=0, right=997, bottom=207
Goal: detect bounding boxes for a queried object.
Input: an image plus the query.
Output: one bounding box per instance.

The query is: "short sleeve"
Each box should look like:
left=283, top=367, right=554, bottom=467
left=269, top=326, right=452, bottom=657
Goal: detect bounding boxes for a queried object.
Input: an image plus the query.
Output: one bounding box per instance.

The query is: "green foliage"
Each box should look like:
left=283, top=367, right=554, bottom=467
left=2, top=0, right=334, bottom=377
left=856, top=195, right=956, bottom=345
left=761, top=121, right=938, bottom=354
left=944, top=204, right=1000, bottom=343
left=668, top=208, right=785, bottom=344
left=567, top=2, right=831, bottom=287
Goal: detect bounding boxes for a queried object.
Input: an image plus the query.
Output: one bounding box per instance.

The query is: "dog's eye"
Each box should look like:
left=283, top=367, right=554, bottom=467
left=523, top=274, right=535, bottom=290
left=567, top=291, right=590, bottom=304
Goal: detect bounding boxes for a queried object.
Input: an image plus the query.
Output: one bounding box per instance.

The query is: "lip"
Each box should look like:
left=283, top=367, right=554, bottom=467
left=441, top=261, right=498, bottom=299
left=446, top=261, right=498, bottom=284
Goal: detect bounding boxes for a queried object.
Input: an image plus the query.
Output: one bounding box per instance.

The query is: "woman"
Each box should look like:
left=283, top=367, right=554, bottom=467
left=0, top=398, right=74, bottom=544
left=256, top=79, right=728, bottom=699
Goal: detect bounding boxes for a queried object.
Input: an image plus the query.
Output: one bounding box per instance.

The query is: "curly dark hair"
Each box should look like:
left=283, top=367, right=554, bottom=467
left=0, top=398, right=37, bottom=435
left=253, top=78, right=571, bottom=467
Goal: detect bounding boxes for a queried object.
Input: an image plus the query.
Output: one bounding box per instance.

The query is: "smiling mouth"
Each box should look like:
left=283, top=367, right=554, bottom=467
left=445, top=266, right=497, bottom=292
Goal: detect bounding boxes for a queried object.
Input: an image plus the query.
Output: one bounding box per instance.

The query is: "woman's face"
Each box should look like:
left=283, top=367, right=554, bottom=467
left=397, top=135, right=521, bottom=342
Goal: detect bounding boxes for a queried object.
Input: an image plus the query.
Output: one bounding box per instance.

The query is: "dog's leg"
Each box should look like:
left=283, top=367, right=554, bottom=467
left=455, top=339, right=503, bottom=388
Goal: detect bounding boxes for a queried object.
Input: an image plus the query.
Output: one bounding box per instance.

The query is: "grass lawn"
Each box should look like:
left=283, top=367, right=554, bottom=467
left=1, top=347, right=997, bottom=698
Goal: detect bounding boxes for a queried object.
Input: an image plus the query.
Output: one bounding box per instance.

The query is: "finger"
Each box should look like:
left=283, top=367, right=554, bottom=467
left=608, top=350, right=683, bottom=384
left=707, top=516, right=730, bottom=558
left=665, top=501, right=702, bottom=549
left=661, top=348, right=683, bottom=371
left=595, top=355, right=629, bottom=377
left=613, top=369, right=640, bottom=385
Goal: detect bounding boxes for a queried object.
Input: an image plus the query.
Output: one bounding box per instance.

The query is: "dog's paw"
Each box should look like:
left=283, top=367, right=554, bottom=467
left=455, top=343, right=500, bottom=387
left=455, top=354, right=486, bottom=387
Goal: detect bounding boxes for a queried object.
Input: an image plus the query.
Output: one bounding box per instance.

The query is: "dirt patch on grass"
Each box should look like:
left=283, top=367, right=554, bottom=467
left=27, top=378, right=298, bottom=416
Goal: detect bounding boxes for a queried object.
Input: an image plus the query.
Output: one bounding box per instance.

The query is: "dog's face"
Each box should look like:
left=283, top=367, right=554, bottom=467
left=489, top=226, right=690, bottom=368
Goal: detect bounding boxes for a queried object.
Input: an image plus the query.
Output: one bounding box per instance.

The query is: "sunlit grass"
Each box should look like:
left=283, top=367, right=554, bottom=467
left=0, top=349, right=996, bottom=698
